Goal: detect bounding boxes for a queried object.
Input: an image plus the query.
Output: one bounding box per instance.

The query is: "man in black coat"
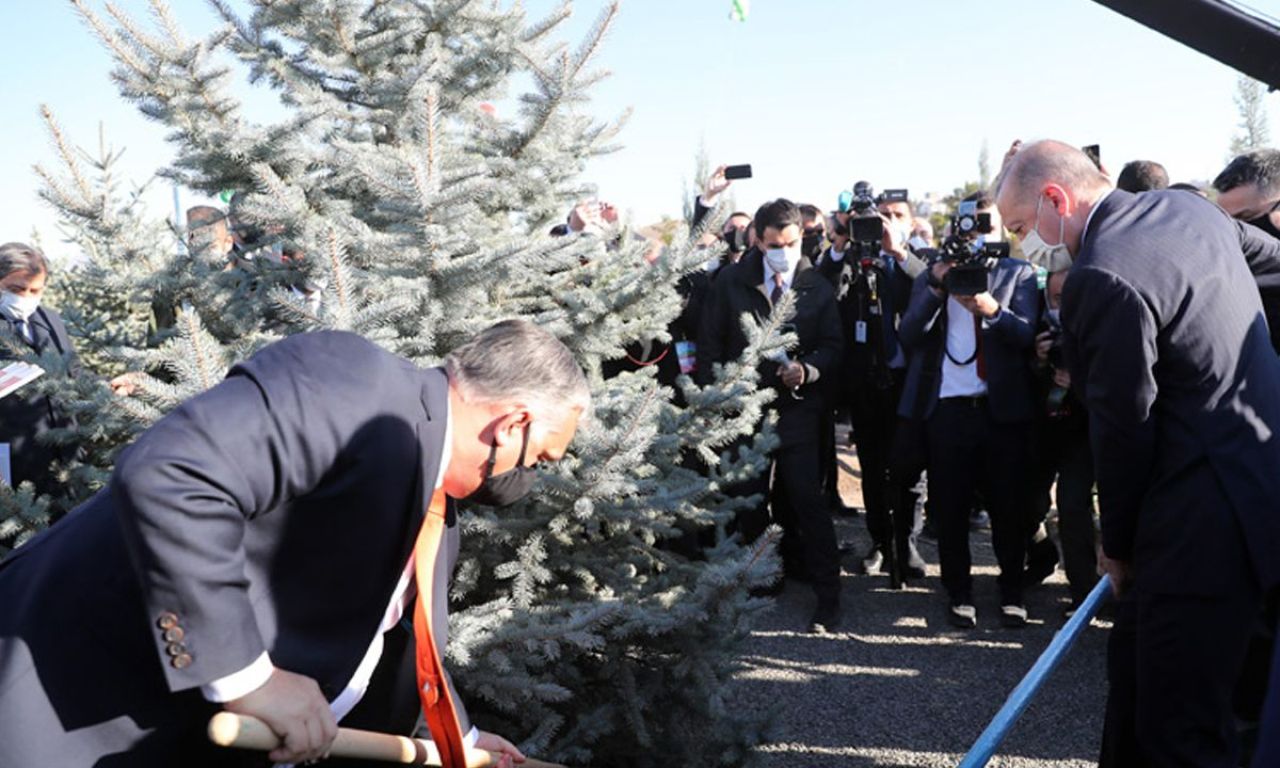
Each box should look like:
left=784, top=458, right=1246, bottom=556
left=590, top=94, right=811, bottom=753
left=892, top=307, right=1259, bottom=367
left=0, top=320, right=587, bottom=767
left=696, top=198, right=844, bottom=632
left=817, top=188, right=931, bottom=583
left=997, top=140, right=1280, bottom=767
left=0, top=242, right=80, bottom=500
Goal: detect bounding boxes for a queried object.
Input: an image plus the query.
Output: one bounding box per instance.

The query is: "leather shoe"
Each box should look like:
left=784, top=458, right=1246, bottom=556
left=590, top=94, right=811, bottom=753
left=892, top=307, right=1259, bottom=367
left=1000, top=603, right=1029, bottom=628
left=809, top=601, right=842, bottom=634
left=1024, top=538, right=1060, bottom=587
left=948, top=603, right=977, bottom=628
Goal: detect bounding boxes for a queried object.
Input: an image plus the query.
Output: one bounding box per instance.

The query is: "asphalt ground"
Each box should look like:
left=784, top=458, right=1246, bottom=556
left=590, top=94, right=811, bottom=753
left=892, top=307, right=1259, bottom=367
left=732, top=432, right=1110, bottom=768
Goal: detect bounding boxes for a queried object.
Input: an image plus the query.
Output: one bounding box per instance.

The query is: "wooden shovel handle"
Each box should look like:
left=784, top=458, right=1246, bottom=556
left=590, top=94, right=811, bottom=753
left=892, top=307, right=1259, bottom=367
left=208, top=712, right=567, bottom=768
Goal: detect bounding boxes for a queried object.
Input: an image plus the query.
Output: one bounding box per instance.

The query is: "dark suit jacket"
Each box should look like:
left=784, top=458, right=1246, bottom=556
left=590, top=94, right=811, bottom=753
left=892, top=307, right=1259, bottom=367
left=0, top=331, right=465, bottom=765
left=695, top=249, right=843, bottom=445
left=1061, top=188, right=1280, bottom=595
left=896, top=257, right=1039, bottom=423
left=0, top=306, right=80, bottom=496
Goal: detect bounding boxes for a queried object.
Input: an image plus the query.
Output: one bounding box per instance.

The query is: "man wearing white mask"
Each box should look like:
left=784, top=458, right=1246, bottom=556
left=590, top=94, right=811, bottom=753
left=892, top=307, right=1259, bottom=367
left=696, top=198, right=844, bottom=633
left=0, top=242, right=80, bottom=501
left=996, top=139, right=1280, bottom=767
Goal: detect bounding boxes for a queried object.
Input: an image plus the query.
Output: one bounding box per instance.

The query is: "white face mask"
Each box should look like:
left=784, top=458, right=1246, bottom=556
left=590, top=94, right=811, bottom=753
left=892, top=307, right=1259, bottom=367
left=1020, top=197, right=1072, bottom=272
left=764, top=245, right=802, bottom=275
left=0, top=291, right=40, bottom=322
left=896, top=222, right=914, bottom=248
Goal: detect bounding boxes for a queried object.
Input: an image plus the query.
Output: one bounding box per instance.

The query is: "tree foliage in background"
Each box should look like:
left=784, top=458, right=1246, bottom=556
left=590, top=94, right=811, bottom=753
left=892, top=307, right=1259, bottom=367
left=1229, top=74, right=1272, bottom=159
left=0, top=1, right=796, bottom=764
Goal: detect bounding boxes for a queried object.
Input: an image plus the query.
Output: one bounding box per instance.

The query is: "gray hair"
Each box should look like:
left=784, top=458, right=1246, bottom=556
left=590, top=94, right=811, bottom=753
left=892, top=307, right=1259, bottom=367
left=445, top=319, right=591, bottom=419
left=0, top=242, right=50, bottom=280
left=1213, top=149, right=1280, bottom=198
left=994, top=140, right=1111, bottom=203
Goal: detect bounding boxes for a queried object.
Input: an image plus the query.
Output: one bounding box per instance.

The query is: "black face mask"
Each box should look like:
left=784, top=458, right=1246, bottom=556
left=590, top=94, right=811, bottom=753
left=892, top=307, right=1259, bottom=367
left=802, top=231, right=825, bottom=261
left=465, top=421, right=537, bottom=507
left=723, top=227, right=749, bottom=254
left=1248, top=212, right=1280, bottom=241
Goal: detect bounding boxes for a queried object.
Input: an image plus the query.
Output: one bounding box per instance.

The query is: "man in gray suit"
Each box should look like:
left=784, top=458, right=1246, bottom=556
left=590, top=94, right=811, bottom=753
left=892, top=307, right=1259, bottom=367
left=0, top=320, right=589, bottom=766
left=996, top=140, right=1280, bottom=768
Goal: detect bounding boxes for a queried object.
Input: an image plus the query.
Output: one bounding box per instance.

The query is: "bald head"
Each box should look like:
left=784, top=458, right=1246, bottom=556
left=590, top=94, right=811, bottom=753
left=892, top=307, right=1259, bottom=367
left=995, top=140, right=1115, bottom=268
left=994, top=140, right=1111, bottom=204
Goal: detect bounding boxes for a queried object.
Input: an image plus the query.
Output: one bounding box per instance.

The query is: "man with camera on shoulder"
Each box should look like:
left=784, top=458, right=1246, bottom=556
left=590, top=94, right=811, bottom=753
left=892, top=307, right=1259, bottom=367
left=818, top=183, right=930, bottom=584
left=897, top=190, right=1038, bottom=628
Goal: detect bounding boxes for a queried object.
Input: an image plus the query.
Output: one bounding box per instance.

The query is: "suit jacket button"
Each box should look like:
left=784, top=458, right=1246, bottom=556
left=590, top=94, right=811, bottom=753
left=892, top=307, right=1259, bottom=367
left=163, top=627, right=185, bottom=643
left=157, top=612, right=179, bottom=630
left=171, top=653, right=193, bottom=670
left=166, top=642, right=187, bottom=657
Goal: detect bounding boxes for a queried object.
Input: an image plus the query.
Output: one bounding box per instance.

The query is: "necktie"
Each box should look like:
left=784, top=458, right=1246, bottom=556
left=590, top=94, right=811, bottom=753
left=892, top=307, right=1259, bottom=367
left=413, top=489, right=469, bottom=768
left=12, top=318, right=28, bottom=344
left=770, top=273, right=785, bottom=305
left=972, top=314, right=987, bottom=381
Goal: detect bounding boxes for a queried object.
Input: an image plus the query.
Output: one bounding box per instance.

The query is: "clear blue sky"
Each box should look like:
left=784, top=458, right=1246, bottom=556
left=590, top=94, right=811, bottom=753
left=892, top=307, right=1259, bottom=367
left=3, top=0, right=1279, bottom=262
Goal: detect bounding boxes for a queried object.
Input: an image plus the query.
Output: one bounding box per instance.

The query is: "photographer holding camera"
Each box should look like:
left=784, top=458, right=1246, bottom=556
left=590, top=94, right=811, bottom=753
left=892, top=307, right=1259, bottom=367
left=1028, top=269, right=1097, bottom=615
left=818, top=183, right=930, bottom=583
left=897, top=190, right=1038, bottom=628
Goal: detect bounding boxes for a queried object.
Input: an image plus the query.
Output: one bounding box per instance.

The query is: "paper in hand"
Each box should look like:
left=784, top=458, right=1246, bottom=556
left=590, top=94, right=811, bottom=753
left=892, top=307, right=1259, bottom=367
left=0, top=361, right=44, bottom=401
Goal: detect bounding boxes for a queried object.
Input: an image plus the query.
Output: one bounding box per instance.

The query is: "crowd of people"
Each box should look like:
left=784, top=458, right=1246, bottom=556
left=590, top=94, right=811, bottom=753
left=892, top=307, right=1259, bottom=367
left=559, top=142, right=1280, bottom=767
left=3, top=141, right=1280, bottom=767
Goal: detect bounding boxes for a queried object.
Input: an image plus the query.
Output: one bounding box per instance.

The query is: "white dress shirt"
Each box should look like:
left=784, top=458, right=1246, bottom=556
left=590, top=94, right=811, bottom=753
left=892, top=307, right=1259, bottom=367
left=203, top=399, right=480, bottom=756
left=939, top=297, right=989, bottom=399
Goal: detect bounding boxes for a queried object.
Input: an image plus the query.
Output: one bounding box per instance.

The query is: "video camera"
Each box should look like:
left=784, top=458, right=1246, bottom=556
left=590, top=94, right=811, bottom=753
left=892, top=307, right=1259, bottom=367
left=937, top=200, right=1008, bottom=296
left=834, top=182, right=910, bottom=251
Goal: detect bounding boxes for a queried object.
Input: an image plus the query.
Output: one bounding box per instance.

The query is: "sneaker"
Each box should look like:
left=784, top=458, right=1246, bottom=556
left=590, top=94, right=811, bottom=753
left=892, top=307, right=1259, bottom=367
left=948, top=603, right=977, bottom=628
left=809, top=601, right=842, bottom=634
left=1000, top=604, right=1029, bottom=628
left=860, top=546, right=885, bottom=575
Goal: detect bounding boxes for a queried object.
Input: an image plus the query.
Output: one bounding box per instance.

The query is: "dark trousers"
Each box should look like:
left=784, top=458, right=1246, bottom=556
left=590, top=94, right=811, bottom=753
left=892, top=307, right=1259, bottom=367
left=925, top=398, right=1031, bottom=605
left=1101, top=578, right=1263, bottom=768
left=818, top=406, right=843, bottom=509
left=1254, top=608, right=1280, bottom=768
left=888, top=416, right=928, bottom=566
left=1030, top=418, right=1098, bottom=603
left=735, top=406, right=841, bottom=605
left=849, top=371, right=918, bottom=553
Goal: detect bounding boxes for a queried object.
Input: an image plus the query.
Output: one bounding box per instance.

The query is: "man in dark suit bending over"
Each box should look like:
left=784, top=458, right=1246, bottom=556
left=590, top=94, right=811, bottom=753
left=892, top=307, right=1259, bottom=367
left=995, top=140, right=1280, bottom=767
left=0, top=319, right=588, bottom=766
